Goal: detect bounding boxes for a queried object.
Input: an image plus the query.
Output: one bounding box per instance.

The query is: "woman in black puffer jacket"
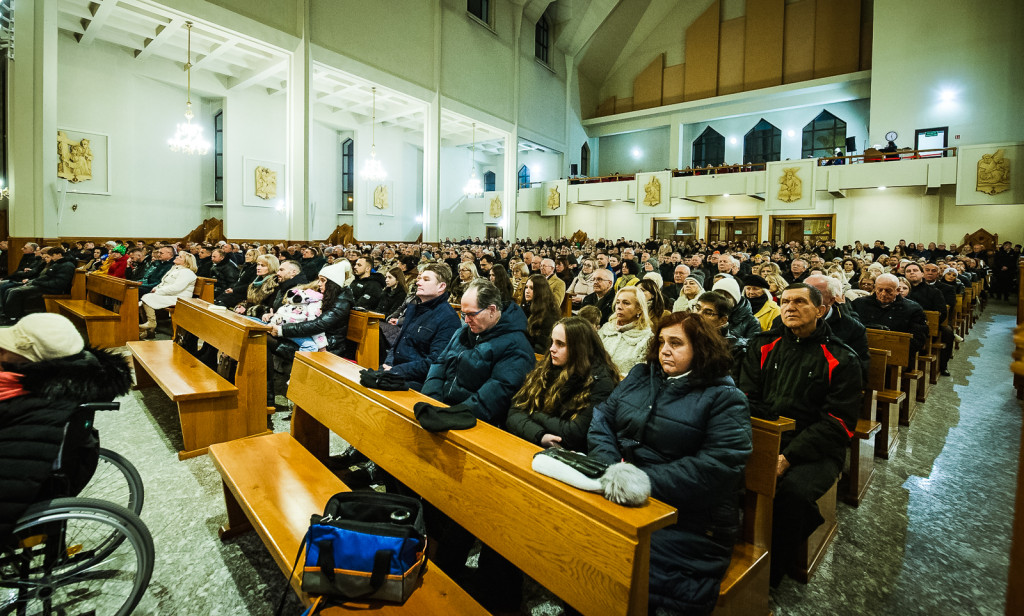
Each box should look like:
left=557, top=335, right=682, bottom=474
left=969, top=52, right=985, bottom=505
left=271, top=260, right=354, bottom=356
left=588, top=311, right=751, bottom=616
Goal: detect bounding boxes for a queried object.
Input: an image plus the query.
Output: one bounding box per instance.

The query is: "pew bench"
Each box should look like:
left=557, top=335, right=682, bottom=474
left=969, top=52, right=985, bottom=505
left=866, top=329, right=919, bottom=427
left=54, top=273, right=141, bottom=348
left=865, top=347, right=902, bottom=459
left=844, top=417, right=882, bottom=506
left=208, top=431, right=488, bottom=615
left=287, top=351, right=680, bottom=616
left=127, top=297, right=272, bottom=460
left=165, top=276, right=217, bottom=317
left=347, top=309, right=385, bottom=370
left=42, top=268, right=87, bottom=313
left=794, top=481, right=839, bottom=583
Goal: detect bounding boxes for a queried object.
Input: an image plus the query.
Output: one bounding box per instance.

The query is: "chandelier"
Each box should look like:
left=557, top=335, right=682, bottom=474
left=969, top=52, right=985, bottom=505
left=360, top=87, right=387, bottom=182
left=463, top=123, right=483, bottom=197
left=168, top=22, right=210, bottom=155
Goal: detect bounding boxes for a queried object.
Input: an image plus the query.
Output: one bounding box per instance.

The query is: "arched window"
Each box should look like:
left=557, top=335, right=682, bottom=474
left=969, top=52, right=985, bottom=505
left=744, top=118, right=781, bottom=164
left=802, top=110, right=847, bottom=159
left=214, top=111, right=224, bottom=201
left=535, top=12, right=550, bottom=64
left=518, top=165, right=531, bottom=189
left=341, top=138, right=354, bottom=212
left=484, top=170, right=496, bottom=192
left=692, top=127, right=724, bottom=168
left=580, top=143, right=590, bottom=177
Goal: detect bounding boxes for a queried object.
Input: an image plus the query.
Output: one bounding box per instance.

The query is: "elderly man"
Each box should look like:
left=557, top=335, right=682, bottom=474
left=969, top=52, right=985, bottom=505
left=138, top=246, right=175, bottom=294
left=797, top=274, right=869, bottom=374
left=739, top=283, right=863, bottom=586
left=540, top=258, right=566, bottom=303
left=661, top=263, right=691, bottom=305
left=908, top=262, right=954, bottom=375
left=581, top=268, right=615, bottom=325
left=783, top=258, right=809, bottom=285
left=852, top=273, right=929, bottom=356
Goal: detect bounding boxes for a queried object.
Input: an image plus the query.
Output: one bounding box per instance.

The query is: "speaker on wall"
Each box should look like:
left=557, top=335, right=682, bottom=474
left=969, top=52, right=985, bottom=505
left=570, top=163, right=578, bottom=176
left=845, top=137, right=857, bottom=153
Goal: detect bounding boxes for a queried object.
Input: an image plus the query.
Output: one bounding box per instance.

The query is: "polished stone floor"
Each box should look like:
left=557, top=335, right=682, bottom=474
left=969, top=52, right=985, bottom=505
left=90, top=302, right=1020, bottom=615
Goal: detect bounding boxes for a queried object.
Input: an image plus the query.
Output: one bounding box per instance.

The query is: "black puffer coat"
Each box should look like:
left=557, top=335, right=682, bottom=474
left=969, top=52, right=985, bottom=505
left=588, top=363, right=751, bottom=615
left=0, top=348, right=132, bottom=540
left=281, top=286, right=354, bottom=355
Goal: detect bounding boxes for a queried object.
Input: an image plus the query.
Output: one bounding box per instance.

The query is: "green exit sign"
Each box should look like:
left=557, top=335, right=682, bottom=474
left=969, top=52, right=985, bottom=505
left=925, top=131, right=938, bottom=137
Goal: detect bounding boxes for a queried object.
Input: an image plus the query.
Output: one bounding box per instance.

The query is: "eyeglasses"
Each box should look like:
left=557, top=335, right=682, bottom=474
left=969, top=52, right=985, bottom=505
left=463, top=306, right=488, bottom=320
left=699, top=309, right=720, bottom=318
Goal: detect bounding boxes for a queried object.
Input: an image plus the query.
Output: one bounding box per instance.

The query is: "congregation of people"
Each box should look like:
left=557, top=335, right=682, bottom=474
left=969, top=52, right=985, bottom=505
left=0, top=231, right=1014, bottom=615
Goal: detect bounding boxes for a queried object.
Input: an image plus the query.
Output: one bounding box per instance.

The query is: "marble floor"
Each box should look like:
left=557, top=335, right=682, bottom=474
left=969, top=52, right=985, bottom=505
left=88, top=302, right=1020, bottom=615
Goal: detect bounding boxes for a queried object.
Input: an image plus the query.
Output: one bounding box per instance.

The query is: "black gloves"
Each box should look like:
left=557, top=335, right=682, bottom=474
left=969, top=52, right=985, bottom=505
left=358, top=369, right=409, bottom=391
left=413, top=402, right=477, bottom=432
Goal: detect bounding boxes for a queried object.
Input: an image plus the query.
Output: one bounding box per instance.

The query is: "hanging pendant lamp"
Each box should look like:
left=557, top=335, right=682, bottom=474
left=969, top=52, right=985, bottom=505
left=463, top=123, right=483, bottom=197
left=360, top=87, right=387, bottom=182
left=168, top=22, right=210, bottom=155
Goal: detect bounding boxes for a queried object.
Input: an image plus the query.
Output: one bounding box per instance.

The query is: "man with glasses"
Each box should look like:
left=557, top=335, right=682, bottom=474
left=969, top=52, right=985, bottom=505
left=581, top=268, right=615, bottom=325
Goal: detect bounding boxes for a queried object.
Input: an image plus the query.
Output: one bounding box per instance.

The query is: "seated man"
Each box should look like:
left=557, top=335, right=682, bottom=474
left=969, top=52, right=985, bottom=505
left=383, top=263, right=461, bottom=390
left=2, top=247, right=76, bottom=322
left=581, top=268, right=616, bottom=325
left=138, top=247, right=174, bottom=295
left=209, top=248, right=239, bottom=296
left=695, top=290, right=748, bottom=378
left=351, top=257, right=385, bottom=311
left=852, top=273, right=929, bottom=356
left=739, top=283, right=862, bottom=586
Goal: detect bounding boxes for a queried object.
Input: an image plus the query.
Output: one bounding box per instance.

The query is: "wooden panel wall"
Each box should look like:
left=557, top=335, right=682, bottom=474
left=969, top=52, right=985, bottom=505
left=662, top=63, right=685, bottom=105
left=859, top=3, right=873, bottom=70
left=783, top=0, right=815, bottom=84
left=633, top=54, right=665, bottom=110
left=813, top=0, right=861, bottom=78
left=684, top=0, right=720, bottom=101
left=744, top=0, right=784, bottom=90
left=596, top=97, right=616, bottom=117
left=614, top=97, right=634, bottom=114
left=718, top=17, right=746, bottom=96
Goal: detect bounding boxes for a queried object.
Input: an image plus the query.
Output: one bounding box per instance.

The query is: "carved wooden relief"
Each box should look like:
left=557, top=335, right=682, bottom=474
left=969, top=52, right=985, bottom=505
left=977, top=149, right=1010, bottom=195
left=777, top=167, right=802, bottom=203
left=254, top=166, right=278, bottom=200
left=57, top=130, right=94, bottom=183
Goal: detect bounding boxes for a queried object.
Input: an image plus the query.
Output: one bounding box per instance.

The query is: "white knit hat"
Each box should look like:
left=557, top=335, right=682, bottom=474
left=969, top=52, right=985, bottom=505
left=318, top=261, right=353, bottom=288
left=0, top=313, right=85, bottom=363
left=712, top=276, right=742, bottom=303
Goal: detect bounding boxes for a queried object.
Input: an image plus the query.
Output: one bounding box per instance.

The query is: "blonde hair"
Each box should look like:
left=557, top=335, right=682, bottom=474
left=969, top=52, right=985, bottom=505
left=459, top=262, right=480, bottom=278
left=178, top=251, right=198, bottom=273
left=257, top=254, right=280, bottom=273
left=612, top=285, right=653, bottom=331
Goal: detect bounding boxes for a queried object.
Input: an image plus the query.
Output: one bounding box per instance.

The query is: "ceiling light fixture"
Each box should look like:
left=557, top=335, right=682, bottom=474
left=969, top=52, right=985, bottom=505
left=168, top=22, right=210, bottom=155
left=463, top=123, right=483, bottom=197
left=360, top=87, right=387, bottom=182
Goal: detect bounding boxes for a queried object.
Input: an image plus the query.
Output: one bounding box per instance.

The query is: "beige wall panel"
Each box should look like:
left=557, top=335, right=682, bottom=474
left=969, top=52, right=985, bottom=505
left=783, top=0, right=815, bottom=84
left=718, top=17, right=745, bottom=95
left=206, top=0, right=300, bottom=37
left=813, top=0, right=862, bottom=78
left=744, top=0, right=784, bottom=90
left=596, top=97, right=616, bottom=117
left=662, top=63, right=685, bottom=105
left=684, top=0, right=721, bottom=101
left=614, top=97, right=634, bottom=114
left=860, top=10, right=873, bottom=70
left=633, top=54, right=665, bottom=110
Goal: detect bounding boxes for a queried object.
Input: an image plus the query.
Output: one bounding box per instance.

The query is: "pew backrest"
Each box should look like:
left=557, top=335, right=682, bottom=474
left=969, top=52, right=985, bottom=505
left=865, top=329, right=912, bottom=367
left=171, top=297, right=271, bottom=362
left=746, top=417, right=795, bottom=548
left=346, top=309, right=384, bottom=369
left=86, top=272, right=140, bottom=306
left=194, top=276, right=217, bottom=302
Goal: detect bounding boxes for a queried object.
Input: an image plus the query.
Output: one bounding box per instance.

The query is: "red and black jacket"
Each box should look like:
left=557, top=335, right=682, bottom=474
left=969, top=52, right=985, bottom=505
left=737, top=321, right=863, bottom=466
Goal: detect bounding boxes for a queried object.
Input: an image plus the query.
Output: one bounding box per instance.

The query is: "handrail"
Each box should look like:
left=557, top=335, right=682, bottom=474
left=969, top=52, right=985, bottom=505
left=817, top=147, right=958, bottom=166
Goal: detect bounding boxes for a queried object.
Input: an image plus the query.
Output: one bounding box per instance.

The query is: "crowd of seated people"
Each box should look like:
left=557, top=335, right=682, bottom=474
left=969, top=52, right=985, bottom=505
left=0, top=230, right=1010, bottom=614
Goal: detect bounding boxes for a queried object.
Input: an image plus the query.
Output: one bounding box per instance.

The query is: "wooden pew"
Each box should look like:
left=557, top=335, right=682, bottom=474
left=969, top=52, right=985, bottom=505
left=127, top=297, right=272, bottom=460
left=54, top=273, right=141, bottom=348
left=866, top=329, right=918, bottom=426
left=347, top=309, right=384, bottom=370
left=166, top=276, right=216, bottom=316
left=208, top=432, right=489, bottom=615
left=287, top=351, right=679, bottom=615
left=42, top=268, right=87, bottom=313
left=952, top=295, right=964, bottom=350
left=561, top=292, right=573, bottom=317
left=919, top=310, right=941, bottom=391
left=865, top=347, right=902, bottom=459
left=794, top=481, right=838, bottom=583
left=962, top=287, right=975, bottom=333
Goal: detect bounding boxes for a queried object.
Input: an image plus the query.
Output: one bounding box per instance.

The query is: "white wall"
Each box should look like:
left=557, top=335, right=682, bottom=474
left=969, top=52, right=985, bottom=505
left=517, top=149, right=563, bottom=184
left=351, top=126, right=424, bottom=241
left=309, top=121, right=341, bottom=241
left=870, top=0, right=1024, bottom=150
left=55, top=34, right=210, bottom=237
left=598, top=127, right=671, bottom=176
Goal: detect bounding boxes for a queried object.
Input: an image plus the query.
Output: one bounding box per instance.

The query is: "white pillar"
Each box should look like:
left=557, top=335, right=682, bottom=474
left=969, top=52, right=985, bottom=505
left=285, top=0, right=310, bottom=241
left=422, top=95, right=441, bottom=242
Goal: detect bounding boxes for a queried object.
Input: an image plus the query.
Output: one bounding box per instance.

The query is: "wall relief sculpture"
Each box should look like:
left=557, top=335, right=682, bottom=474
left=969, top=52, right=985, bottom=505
left=373, top=184, right=389, bottom=210
left=489, top=195, right=503, bottom=218
left=254, top=166, right=278, bottom=200
left=547, top=186, right=561, bottom=210
left=977, top=149, right=1010, bottom=195
left=777, top=167, right=802, bottom=203
left=643, top=176, right=662, bottom=207
left=57, top=130, right=94, bottom=183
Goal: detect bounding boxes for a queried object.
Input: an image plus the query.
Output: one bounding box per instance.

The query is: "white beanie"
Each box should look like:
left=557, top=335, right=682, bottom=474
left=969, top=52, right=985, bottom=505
left=712, top=276, right=742, bottom=303
left=0, top=313, right=85, bottom=363
left=318, top=261, right=353, bottom=288
left=642, top=272, right=664, bottom=287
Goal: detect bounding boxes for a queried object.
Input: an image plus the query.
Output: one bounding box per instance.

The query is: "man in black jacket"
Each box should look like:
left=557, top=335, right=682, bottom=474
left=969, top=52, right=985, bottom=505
left=739, top=283, right=862, bottom=586
left=350, top=257, right=385, bottom=311
left=195, top=246, right=214, bottom=278
left=4, top=243, right=39, bottom=281
left=852, top=273, right=929, bottom=356
left=2, top=247, right=77, bottom=321
left=209, top=249, right=239, bottom=296
left=581, top=268, right=615, bottom=325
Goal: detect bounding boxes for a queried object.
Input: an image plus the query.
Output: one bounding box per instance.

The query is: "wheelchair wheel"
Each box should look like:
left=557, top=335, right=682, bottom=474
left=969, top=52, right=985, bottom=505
left=78, top=449, right=145, bottom=516
left=0, top=498, right=154, bottom=616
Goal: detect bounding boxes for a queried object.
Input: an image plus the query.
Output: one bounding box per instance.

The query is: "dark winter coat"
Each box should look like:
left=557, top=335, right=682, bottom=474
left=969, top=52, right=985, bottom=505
left=139, top=259, right=173, bottom=294
left=588, top=363, right=751, bottom=615
left=728, top=297, right=763, bottom=339
left=375, top=286, right=407, bottom=320
left=27, top=258, right=76, bottom=295
left=210, top=259, right=239, bottom=295
left=506, top=361, right=617, bottom=452
left=300, top=256, right=327, bottom=283
left=421, top=301, right=535, bottom=426
left=195, top=256, right=214, bottom=278
left=385, top=292, right=461, bottom=389
left=351, top=272, right=386, bottom=311
left=907, top=281, right=947, bottom=324
left=0, top=348, right=132, bottom=540
left=581, top=289, right=614, bottom=325
left=281, top=286, right=354, bottom=355
left=852, top=294, right=929, bottom=354
left=739, top=322, right=863, bottom=468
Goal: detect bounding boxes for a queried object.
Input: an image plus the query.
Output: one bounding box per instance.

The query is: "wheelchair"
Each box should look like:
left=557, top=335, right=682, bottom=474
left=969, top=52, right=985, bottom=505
left=0, top=402, right=154, bottom=616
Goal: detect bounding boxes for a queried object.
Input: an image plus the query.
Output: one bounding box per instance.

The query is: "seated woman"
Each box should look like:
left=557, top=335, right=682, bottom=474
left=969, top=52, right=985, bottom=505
left=232, top=255, right=281, bottom=317
left=588, top=311, right=752, bottom=616
left=637, top=278, right=670, bottom=328
left=215, top=248, right=259, bottom=307
left=510, top=262, right=530, bottom=305
left=522, top=274, right=561, bottom=355
left=268, top=261, right=354, bottom=357
left=567, top=258, right=596, bottom=306
left=672, top=276, right=705, bottom=313
left=488, top=264, right=515, bottom=306
left=376, top=267, right=408, bottom=318
left=139, top=251, right=198, bottom=338
left=449, top=262, right=479, bottom=304
left=507, top=316, right=620, bottom=452
left=598, top=285, right=654, bottom=377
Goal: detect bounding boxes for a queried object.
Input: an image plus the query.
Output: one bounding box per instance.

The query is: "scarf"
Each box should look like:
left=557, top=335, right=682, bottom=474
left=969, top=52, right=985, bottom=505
left=0, top=372, right=26, bottom=401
